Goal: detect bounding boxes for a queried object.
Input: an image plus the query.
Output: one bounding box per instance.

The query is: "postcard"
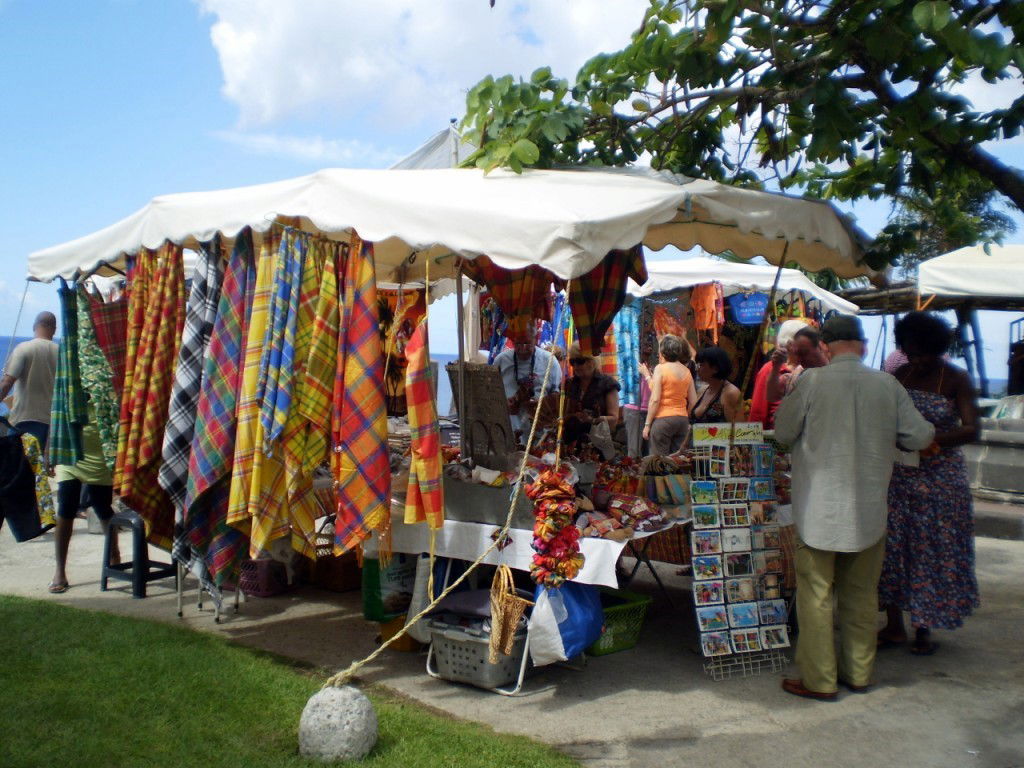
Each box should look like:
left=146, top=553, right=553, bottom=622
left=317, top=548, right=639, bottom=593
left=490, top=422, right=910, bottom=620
left=728, top=445, right=754, bottom=477
left=696, top=605, right=729, bottom=632
left=727, top=601, right=760, bottom=628
left=691, top=445, right=714, bottom=480
left=721, top=503, right=751, bottom=528
left=730, top=629, right=763, bottom=653
left=758, top=598, right=788, bottom=626
left=692, top=422, right=764, bottom=445
left=756, top=573, right=782, bottom=600
left=692, top=529, right=723, bottom=555
left=721, top=528, right=752, bottom=553
left=748, top=477, right=775, bottom=501
left=690, top=480, right=719, bottom=505
left=725, top=552, right=754, bottom=577
left=762, top=549, right=784, bottom=574
left=748, top=501, right=778, bottom=524
left=693, top=555, right=724, bottom=580
left=760, top=624, right=791, bottom=649
left=718, top=477, right=749, bottom=503
left=693, top=579, right=724, bottom=606
left=701, top=631, right=733, bottom=657
left=752, top=524, right=781, bottom=550
left=725, top=577, right=755, bottom=602
left=692, top=505, right=720, bottom=530
left=753, top=444, right=776, bottom=476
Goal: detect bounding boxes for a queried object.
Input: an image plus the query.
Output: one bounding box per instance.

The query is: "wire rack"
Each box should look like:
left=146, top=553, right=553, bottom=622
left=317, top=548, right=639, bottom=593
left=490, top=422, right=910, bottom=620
left=703, top=649, right=789, bottom=682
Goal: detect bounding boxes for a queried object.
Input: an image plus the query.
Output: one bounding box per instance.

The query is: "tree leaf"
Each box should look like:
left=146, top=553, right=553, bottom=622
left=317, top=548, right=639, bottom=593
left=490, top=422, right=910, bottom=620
left=511, top=138, right=540, bottom=165
left=913, top=1, right=952, bottom=32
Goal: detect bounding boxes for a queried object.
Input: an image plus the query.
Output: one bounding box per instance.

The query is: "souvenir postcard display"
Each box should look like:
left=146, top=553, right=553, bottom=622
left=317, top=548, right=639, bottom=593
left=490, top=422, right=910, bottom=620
left=690, top=423, right=791, bottom=657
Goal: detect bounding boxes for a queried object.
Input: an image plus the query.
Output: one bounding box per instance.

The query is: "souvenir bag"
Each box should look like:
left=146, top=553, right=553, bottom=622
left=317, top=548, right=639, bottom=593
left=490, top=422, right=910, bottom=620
left=488, top=564, right=534, bottom=662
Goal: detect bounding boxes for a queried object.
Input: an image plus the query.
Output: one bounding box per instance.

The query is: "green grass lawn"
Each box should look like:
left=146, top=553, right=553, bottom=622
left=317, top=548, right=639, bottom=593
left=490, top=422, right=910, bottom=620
left=0, top=595, right=577, bottom=768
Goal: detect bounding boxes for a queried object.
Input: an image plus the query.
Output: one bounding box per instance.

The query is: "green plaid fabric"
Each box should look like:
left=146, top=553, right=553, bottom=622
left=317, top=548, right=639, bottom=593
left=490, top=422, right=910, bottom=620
left=49, top=281, right=88, bottom=467
left=76, top=285, right=120, bottom=472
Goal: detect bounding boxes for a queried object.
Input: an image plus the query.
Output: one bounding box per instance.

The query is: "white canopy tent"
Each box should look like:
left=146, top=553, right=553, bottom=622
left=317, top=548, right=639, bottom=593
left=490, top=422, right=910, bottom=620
left=388, top=122, right=477, bottom=171
left=918, top=244, right=1024, bottom=300
left=28, top=166, right=876, bottom=285
left=628, top=256, right=859, bottom=315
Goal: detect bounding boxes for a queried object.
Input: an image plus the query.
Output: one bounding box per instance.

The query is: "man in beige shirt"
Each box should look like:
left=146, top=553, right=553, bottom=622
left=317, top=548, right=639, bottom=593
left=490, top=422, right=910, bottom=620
left=774, top=315, right=934, bottom=700
left=0, top=312, right=59, bottom=450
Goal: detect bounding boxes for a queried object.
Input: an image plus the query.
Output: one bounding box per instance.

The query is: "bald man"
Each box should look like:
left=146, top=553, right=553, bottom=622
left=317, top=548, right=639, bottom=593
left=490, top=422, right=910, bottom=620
left=0, top=312, right=59, bottom=450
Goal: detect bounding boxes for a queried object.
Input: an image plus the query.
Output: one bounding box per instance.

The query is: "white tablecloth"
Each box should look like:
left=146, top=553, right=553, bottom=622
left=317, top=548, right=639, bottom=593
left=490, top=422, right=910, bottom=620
left=388, top=513, right=690, bottom=589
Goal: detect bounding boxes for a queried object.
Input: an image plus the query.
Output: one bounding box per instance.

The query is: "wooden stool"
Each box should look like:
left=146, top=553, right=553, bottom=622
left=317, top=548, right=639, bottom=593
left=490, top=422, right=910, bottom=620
left=101, top=508, right=176, bottom=598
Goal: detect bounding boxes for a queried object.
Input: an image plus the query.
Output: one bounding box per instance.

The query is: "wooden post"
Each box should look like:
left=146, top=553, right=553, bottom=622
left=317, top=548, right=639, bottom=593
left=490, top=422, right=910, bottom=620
left=739, top=246, right=788, bottom=415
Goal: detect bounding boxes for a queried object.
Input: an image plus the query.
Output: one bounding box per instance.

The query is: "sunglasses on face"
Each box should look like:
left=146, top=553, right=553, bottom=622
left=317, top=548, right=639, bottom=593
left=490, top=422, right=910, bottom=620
left=569, top=357, right=589, bottom=366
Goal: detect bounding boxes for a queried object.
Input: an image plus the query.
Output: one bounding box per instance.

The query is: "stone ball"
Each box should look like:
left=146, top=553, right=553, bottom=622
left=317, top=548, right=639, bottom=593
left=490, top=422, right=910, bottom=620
left=298, top=685, right=378, bottom=762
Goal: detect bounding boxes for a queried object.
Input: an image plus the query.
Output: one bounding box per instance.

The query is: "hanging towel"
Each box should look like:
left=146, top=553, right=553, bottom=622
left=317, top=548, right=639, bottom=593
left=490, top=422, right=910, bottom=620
left=160, top=236, right=225, bottom=514
left=115, top=243, right=186, bottom=550
left=48, top=282, right=87, bottom=468
left=691, top=282, right=724, bottom=343
left=404, top=319, right=444, bottom=529
left=332, top=234, right=390, bottom=555
left=570, top=245, right=646, bottom=357
left=86, top=291, right=129, bottom=396
left=76, top=286, right=121, bottom=473
left=185, top=231, right=255, bottom=586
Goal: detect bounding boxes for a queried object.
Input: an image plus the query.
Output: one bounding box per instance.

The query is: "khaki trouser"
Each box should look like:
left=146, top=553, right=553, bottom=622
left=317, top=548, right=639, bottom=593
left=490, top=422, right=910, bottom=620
left=794, top=536, right=886, bottom=693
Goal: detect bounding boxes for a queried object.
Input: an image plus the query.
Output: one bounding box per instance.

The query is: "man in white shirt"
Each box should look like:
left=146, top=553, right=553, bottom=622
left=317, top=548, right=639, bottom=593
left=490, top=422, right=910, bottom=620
left=492, top=324, right=561, bottom=436
left=0, top=312, right=59, bottom=450
left=774, top=315, right=934, bottom=700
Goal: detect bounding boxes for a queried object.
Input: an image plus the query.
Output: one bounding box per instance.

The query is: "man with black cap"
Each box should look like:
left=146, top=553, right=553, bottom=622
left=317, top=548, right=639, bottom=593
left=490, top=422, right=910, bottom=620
left=774, top=314, right=934, bottom=700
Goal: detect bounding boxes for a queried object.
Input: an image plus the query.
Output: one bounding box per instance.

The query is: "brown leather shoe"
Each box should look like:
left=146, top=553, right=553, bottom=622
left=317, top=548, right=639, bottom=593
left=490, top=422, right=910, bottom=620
left=782, top=678, right=838, bottom=701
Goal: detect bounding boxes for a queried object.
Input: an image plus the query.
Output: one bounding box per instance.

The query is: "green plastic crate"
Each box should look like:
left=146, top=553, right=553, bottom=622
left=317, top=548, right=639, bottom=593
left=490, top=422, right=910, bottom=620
left=586, top=587, right=653, bottom=656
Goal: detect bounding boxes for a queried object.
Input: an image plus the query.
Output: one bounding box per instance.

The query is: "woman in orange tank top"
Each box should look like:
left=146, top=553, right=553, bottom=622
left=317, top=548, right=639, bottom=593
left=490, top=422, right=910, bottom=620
left=643, top=335, right=698, bottom=456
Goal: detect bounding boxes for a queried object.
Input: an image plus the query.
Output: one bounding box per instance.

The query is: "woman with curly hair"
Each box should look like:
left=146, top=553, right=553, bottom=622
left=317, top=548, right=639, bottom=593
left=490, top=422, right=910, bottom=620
left=877, top=311, right=980, bottom=655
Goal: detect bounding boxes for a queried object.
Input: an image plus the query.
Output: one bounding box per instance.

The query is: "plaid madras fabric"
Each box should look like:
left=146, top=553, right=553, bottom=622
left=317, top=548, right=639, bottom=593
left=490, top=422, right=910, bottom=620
left=332, top=234, right=391, bottom=554
left=116, top=243, right=186, bottom=550
left=600, top=324, right=619, bottom=380
left=298, top=238, right=342, bottom=474
left=185, top=231, right=255, bottom=585
left=48, top=282, right=87, bottom=467
left=159, top=236, right=225, bottom=516
left=226, top=230, right=279, bottom=534
left=21, top=434, right=55, bottom=526
left=258, top=229, right=305, bottom=448
left=115, top=254, right=152, bottom=491
left=404, top=320, right=444, bottom=529
left=76, top=286, right=120, bottom=472
left=463, top=256, right=558, bottom=341
left=569, top=245, right=647, bottom=356
left=86, top=291, right=128, bottom=397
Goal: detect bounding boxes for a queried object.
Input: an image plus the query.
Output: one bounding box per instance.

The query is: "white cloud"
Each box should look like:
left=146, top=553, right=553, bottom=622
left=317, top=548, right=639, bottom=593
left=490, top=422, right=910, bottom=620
left=214, top=130, right=401, bottom=165
left=195, top=0, right=649, bottom=130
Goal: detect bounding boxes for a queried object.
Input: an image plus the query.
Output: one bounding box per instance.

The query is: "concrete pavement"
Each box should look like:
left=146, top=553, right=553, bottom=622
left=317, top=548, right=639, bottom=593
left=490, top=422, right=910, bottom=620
left=2, top=518, right=1022, bottom=768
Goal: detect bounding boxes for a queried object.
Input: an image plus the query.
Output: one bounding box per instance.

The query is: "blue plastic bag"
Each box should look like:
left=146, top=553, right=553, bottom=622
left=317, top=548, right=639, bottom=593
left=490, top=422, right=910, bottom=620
left=528, top=581, right=604, bottom=665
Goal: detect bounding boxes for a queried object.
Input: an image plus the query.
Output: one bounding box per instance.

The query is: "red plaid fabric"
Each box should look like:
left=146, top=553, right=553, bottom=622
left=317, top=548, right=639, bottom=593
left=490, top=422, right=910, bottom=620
left=332, top=234, right=391, bottom=554
left=115, top=243, right=186, bottom=550
left=87, top=291, right=129, bottom=397
left=404, top=319, right=444, bottom=529
left=569, top=245, right=646, bottom=356
left=463, top=256, right=560, bottom=342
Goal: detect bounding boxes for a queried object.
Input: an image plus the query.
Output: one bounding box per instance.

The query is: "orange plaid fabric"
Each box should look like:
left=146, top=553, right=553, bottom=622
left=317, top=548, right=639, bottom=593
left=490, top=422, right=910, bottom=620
left=404, top=318, right=444, bottom=529
left=115, top=243, right=186, bottom=549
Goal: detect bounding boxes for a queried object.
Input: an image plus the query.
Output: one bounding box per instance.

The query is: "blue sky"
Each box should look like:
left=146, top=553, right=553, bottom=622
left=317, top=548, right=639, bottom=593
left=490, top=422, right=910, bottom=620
left=2, top=0, right=1021, bottom=385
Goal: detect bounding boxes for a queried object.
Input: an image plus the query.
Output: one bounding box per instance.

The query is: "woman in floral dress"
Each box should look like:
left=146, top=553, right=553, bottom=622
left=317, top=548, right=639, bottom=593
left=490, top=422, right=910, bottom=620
left=877, top=312, right=980, bottom=655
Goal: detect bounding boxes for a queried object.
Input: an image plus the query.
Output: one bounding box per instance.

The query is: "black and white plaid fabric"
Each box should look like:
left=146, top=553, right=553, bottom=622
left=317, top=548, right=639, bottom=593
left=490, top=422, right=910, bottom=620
left=160, top=237, right=225, bottom=554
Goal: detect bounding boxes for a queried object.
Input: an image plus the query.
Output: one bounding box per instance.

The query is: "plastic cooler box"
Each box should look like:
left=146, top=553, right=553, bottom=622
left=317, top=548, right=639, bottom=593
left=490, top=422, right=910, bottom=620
left=427, top=618, right=527, bottom=690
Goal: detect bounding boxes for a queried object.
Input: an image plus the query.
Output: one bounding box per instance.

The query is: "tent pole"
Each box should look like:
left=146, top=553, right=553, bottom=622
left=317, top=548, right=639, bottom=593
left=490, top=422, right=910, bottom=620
left=740, top=246, right=787, bottom=414
left=955, top=305, right=978, bottom=389
left=970, top=306, right=989, bottom=397
left=456, top=260, right=468, bottom=460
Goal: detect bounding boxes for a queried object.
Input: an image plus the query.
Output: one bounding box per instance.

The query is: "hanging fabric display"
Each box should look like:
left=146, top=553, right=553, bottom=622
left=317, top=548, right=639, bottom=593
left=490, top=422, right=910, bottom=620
left=21, top=433, right=55, bottom=527
left=404, top=319, right=444, bottom=529
left=184, top=230, right=255, bottom=585
left=86, top=290, right=129, bottom=396
left=48, top=281, right=87, bottom=468
left=332, top=233, right=391, bottom=555
left=115, top=242, right=186, bottom=550
left=226, top=228, right=280, bottom=542
left=379, top=287, right=426, bottom=416
left=480, top=293, right=508, bottom=363
left=159, top=236, right=225, bottom=514
left=463, top=256, right=558, bottom=341
left=76, top=285, right=120, bottom=472
left=569, top=245, right=646, bottom=356
left=600, top=325, right=619, bottom=380
left=690, top=282, right=725, bottom=343
left=615, top=303, right=641, bottom=406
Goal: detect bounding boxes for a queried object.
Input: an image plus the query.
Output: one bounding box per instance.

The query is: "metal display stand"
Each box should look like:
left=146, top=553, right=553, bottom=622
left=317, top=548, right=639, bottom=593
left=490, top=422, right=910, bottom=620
left=703, top=649, right=788, bottom=681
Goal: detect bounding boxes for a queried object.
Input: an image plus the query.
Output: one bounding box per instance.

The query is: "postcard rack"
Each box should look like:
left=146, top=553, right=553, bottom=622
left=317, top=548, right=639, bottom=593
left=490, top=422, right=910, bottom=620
left=703, top=649, right=788, bottom=682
